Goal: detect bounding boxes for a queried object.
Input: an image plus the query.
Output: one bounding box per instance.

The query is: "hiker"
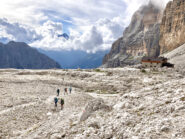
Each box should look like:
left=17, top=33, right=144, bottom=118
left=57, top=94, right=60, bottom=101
left=57, top=88, right=60, bottom=96
left=69, top=87, right=72, bottom=94
left=64, top=88, right=67, bottom=95
left=54, top=97, right=58, bottom=107
left=60, top=98, right=64, bottom=110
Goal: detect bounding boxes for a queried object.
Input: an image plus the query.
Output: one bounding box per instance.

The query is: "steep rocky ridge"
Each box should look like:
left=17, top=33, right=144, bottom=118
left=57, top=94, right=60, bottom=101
left=0, top=41, right=61, bottom=69
left=160, top=0, right=185, bottom=54
left=163, top=43, right=185, bottom=68
left=103, top=2, right=163, bottom=68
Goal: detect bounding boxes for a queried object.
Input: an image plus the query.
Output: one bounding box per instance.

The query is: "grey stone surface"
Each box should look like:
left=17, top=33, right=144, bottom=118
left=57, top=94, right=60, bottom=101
left=102, top=2, right=162, bottom=68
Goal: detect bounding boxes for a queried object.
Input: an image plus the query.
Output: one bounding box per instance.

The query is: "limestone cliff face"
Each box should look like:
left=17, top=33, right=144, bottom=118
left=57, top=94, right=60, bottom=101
left=102, top=2, right=162, bottom=68
left=160, top=0, right=185, bottom=54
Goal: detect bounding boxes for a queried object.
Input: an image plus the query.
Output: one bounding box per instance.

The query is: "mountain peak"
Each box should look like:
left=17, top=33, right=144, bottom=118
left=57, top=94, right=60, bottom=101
left=102, top=2, right=162, bottom=68
left=0, top=41, right=61, bottom=69
left=6, top=41, right=29, bottom=48
left=7, top=41, right=16, bottom=44
left=58, top=33, right=69, bottom=40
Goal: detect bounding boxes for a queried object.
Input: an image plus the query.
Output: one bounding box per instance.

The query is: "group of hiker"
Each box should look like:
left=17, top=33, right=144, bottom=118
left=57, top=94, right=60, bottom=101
left=54, top=87, right=72, bottom=110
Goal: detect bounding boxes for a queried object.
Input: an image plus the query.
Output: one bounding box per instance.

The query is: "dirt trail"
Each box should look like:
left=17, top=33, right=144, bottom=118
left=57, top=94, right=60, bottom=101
left=17, top=91, right=94, bottom=138
left=19, top=91, right=116, bottom=138
left=0, top=102, right=37, bottom=115
left=88, top=92, right=119, bottom=99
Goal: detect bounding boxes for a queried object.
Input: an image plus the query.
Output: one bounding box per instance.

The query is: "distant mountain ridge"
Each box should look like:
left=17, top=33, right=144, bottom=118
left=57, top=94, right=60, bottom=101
left=163, top=43, right=185, bottom=68
left=0, top=41, right=61, bottom=69
left=39, top=49, right=108, bottom=69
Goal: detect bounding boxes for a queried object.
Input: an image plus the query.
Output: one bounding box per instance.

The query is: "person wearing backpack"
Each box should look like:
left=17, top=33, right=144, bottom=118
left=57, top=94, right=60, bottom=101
left=69, top=87, right=72, bottom=94
left=54, top=97, right=58, bottom=107
left=60, top=98, right=64, bottom=110
left=57, top=89, right=60, bottom=96
left=64, top=88, right=67, bottom=95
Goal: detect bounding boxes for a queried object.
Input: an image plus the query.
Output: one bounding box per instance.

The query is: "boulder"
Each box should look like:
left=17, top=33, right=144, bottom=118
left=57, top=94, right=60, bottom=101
left=80, top=98, right=111, bottom=121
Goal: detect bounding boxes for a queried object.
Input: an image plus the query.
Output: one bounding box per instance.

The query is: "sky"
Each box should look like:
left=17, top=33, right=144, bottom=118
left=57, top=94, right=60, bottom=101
left=0, top=0, right=170, bottom=53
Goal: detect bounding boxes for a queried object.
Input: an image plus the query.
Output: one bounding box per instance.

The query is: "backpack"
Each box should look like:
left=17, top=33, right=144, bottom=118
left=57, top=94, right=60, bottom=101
left=61, top=98, right=64, bottom=104
left=54, top=97, right=58, bottom=103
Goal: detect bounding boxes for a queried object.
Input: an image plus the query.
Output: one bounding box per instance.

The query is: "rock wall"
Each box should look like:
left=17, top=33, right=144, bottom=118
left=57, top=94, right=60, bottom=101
left=160, top=0, right=185, bottom=54
left=102, top=2, right=162, bottom=68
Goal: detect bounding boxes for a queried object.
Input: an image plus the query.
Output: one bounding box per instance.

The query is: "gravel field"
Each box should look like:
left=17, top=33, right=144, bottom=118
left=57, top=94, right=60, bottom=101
left=0, top=67, right=185, bottom=139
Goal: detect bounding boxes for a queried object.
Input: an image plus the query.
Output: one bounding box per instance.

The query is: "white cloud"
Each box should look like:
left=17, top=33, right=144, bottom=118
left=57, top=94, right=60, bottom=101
left=0, top=0, right=171, bottom=52
left=0, top=18, right=41, bottom=43
left=123, top=0, right=170, bottom=25
left=0, top=0, right=126, bottom=26
left=0, top=0, right=127, bottom=52
left=29, top=16, right=124, bottom=52
left=37, top=20, right=63, bottom=38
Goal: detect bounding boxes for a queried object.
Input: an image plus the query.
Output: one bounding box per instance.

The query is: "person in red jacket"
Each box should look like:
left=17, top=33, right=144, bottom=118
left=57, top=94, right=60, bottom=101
left=64, top=88, right=67, bottom=95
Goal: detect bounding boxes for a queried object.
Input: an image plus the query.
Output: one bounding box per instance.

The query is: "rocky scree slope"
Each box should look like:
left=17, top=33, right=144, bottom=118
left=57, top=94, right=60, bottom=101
left=0, top=41, right=61, bottom=69
left=160, top=0, right=185, bottom=54
left=0, top=68, right=185, bottom=138
left=66, top=69, right=185, bottom=139
left=163, top=43, right=185, bottom=68
left=102, top=2, right=162, bottom=68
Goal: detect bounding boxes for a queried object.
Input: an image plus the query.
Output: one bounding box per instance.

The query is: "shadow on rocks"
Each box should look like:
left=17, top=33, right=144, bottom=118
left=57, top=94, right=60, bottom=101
left=80, top=98, right=112, bottom=122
